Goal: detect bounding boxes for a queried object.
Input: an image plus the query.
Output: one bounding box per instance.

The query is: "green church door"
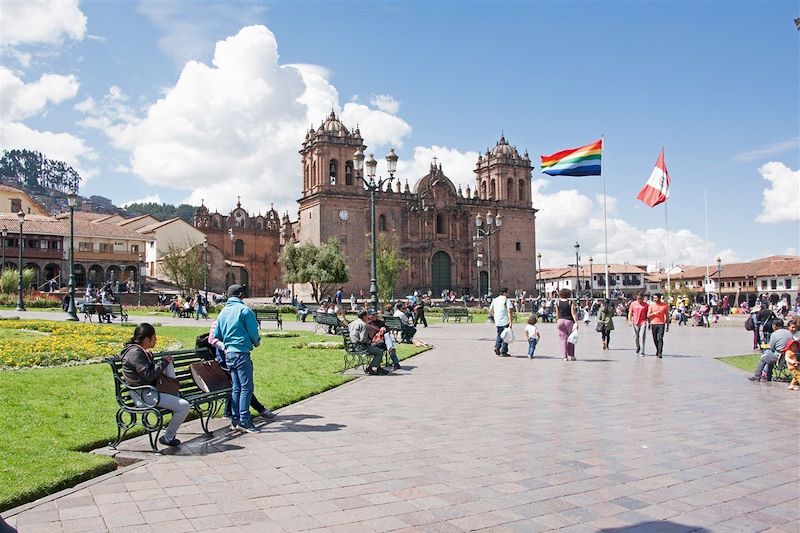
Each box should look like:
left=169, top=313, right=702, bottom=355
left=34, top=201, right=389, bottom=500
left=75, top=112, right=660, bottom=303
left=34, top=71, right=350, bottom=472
left=431, top=251, right=452, bottom=295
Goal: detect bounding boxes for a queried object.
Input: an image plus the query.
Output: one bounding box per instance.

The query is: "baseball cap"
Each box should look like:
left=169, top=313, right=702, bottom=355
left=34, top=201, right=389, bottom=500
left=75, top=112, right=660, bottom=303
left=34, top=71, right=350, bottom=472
left=227, top=284, right=244, bottom=297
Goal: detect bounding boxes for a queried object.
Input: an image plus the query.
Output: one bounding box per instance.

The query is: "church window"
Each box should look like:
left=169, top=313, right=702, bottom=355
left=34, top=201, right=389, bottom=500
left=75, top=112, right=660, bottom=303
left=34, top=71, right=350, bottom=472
left=436, top=213, right=445, bottom=234
left=345, top=161, right=353, bottom=185
left=212, top=217, right=220, bottom=228
left=234, top=239, right=245, bottom=256
left=516, top=242, right=521, bottom=251
left=379, top=214, right=387, bottom=231
left=519, top=179, right=526, bottom=202
left=480, top=182, right=487, bottom=199
left=329, top=159, right=338, bottom=185
left=507, top=178, right=514, bottom=200
left=490, top=179, right=496, bottom=199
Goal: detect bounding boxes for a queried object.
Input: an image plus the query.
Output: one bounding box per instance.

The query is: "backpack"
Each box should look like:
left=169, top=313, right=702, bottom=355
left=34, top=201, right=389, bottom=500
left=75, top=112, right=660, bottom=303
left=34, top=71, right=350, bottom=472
left=744, top=316, right=754, bottom=331
left=195, top=332, right=214, bottom=359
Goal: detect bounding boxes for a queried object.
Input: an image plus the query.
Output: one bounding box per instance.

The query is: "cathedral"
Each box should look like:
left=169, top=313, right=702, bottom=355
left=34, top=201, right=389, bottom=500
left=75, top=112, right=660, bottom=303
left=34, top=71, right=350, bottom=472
left=286, top=111, right=539, bottom=298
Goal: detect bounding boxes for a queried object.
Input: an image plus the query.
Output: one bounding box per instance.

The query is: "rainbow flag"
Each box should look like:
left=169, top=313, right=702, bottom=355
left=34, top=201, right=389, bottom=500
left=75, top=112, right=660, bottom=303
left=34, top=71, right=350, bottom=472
left=540, top=139, right=602, bottom=176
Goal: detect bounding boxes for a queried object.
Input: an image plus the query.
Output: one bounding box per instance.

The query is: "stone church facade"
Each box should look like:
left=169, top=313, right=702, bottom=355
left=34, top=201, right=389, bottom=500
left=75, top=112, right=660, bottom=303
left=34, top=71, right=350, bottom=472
left=288, top=112, right=538, bottom=298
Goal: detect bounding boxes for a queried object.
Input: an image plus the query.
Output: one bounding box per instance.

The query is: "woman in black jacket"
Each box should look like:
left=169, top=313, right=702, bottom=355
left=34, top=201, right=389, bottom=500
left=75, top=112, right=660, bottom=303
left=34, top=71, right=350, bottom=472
left=120, top=323, right=189, bottom=447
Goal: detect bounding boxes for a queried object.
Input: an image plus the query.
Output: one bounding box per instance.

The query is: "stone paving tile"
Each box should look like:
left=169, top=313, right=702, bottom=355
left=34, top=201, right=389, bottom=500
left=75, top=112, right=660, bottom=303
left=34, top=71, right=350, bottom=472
left=3, top=320, right=800, bottom=532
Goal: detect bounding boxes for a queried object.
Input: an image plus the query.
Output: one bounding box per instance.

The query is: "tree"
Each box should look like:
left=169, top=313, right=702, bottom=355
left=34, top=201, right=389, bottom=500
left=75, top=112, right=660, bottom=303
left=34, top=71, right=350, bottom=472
left=0, top=149, right=82, bottom=193
left=159, top=245, right=205, bottom=295
left=280, top=238, right=349, bottom=303
left=0, top=268, right=38, bottom=294
left=124, top=202, right=197, bottom=223
left=375, top=232, right=410, bottom=304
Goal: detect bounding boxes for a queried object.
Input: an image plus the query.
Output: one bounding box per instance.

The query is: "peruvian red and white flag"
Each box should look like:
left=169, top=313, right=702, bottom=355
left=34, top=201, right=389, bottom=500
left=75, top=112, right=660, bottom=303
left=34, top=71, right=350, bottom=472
left=636, top=148, right=670, bottom=207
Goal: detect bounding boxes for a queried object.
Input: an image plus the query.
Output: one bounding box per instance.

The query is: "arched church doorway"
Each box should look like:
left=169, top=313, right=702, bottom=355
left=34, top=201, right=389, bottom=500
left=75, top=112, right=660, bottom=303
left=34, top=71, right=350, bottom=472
left=431, top=251, right=452, bottom=296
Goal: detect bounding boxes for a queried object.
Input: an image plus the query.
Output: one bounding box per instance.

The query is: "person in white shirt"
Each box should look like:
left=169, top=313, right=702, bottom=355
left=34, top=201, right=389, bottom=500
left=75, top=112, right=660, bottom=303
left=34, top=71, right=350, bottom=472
left=490, top=287, right=514, bottom=356
left=394, top=302, right=416, bottom=342
left=525, top=315, right=541, bottom=359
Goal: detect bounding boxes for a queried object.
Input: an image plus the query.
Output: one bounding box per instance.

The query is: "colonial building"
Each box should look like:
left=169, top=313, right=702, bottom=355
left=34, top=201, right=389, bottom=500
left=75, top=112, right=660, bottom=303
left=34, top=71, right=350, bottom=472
left=289, top=111, right=538, bottom=297
left=192, top=200, right=282, bottom=297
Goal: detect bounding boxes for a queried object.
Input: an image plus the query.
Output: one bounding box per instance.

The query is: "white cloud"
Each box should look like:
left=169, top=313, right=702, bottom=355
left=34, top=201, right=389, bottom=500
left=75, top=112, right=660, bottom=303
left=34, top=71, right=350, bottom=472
left=82, top=25, right=413, bottom=216
left=0, top=121, right=95, bottom=172
left=341, top=101, right=411, bottom=148
left=533, top=179, right=718, bottom=268
left=0, top=0, right=87, bottom=46
left=122, top=194, right=162, bottom=207
left=0, top=67, right=79, bottom=121
left=370, top=94, right=399, bottom=114
left=594, top=193, right=618, bottom=216
left=755, top=162, right=800, bottom=224
left=734, top=138, right=800, bottom=162
left=397, top=146, right=480, bottom=192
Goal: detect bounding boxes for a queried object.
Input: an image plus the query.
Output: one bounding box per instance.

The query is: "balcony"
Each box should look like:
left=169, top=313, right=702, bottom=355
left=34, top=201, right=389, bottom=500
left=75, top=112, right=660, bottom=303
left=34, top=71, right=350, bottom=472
left=75, top=250, right=141, bottom=263
left=3, top=246, right=63, bottom=260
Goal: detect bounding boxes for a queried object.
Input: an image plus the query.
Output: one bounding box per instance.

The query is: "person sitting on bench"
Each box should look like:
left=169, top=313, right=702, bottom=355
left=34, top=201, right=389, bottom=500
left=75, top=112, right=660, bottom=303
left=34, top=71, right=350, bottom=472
left=393, top=302, right=417, bottom=343
left=750, top=318, right=796, bottom=382
left=368, top=311, right=402, bottom=371
left=349, top=309, right=388, bottom=375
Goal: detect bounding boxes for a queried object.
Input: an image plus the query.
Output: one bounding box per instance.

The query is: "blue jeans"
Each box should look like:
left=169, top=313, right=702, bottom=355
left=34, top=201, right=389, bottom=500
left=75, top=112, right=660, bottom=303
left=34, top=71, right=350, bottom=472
left=527, top=338, right=538, bottom=356
left=754, top=350, right=779, bottom=379
left=226, top=351, right=254, bottom=428
left=495, top=325, right=509, bottom=354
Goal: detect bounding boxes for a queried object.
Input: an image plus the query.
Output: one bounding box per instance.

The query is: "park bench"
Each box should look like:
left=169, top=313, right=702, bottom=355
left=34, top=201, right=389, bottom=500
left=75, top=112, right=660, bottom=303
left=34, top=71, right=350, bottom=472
left=254, top=309, right=283, bottom=330
left=81, top=302, right=128, bottom=323
left=106, top=348, right=230, bottom=453
left=773, top=352, right=791, bottom=382
left=338, top=326, right=392, bottom=373
left=381, top=315, right=404, bottom=341
left=442, top=307, right=473, bottom=322
left=314, top=312, right=340, bottom=334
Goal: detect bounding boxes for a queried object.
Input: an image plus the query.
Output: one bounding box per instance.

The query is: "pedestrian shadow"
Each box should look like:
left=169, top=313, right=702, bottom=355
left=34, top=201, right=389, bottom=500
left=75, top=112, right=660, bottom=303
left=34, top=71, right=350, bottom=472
left=658, top=354, right=701, bottom=358
left=259, top=413, right=347, bottom=433
left=601, top=521, right=709, bottom=532
left=576, top=358, right=614, bottom=362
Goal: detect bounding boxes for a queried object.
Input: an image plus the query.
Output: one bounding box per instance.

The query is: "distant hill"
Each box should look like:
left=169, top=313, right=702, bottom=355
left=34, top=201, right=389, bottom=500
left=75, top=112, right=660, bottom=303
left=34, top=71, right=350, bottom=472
left=124, top=202, right=196, bottom=223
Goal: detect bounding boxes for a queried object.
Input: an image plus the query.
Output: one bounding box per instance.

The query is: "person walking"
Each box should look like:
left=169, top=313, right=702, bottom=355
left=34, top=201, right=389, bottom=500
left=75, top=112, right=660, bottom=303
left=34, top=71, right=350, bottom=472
left=213, top=284, right=262, bottom=433
left=628, top=292, right=649, bottom=356
left=524, top=315, right=540, bottom=359
left=490, top=287, right=514, bottom=356
left=647, top=293, right=669, bottom=358
left=598, top=299, right=615, bottom=350
left=555, top=288, right=578, bottom=361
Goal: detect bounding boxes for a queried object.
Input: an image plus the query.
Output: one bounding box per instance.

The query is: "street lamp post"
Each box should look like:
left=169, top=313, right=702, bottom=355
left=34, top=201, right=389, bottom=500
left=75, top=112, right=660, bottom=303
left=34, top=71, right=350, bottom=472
left=475, top=211, right=503, bottom=299
left=588, top=256, right=593, bottom=299
left=536, top=252, right=542, bottom=298
left=66, top=193, right=78, bottom=320
left=1, top=227, right=7, bottom=274
left=203, top=238, right=209, bottom=304
left=476, top=253, right=483, bottom=299
left=353, top=148, right=398, bottom=310
left=16, top=211, right=26, bottom=311
left=573, top=242, right=580, bottom=302
left=716, top=257, right=722, bottom=307
left=138, top=253, right=143, bottom=307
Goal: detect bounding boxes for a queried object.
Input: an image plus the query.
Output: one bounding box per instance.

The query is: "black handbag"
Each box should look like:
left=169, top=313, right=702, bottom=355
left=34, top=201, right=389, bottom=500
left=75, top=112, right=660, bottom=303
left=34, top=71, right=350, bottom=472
left=595, top=321, right=604, bottom=333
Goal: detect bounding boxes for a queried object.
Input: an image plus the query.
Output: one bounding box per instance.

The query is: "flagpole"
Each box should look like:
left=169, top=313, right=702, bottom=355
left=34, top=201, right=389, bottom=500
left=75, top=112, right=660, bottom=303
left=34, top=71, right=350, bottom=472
left=704, top=190, right=710, bottom=305
left=602, top=136, right=610, bottom=300
left=663, top=147, right=672, bottom=302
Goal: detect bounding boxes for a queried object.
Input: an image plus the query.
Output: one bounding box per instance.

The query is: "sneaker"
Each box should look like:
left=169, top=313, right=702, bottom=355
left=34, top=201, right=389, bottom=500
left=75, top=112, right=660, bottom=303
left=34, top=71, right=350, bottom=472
left=635, top=348, right=640, bottom=354
left=568, top=356, right=576, bottom=361
left=240, top=424, right=261, bottom=433
left=259, top=409, right=276, bottom=419
left=528, top=354, right=534, bottom=359
left=158, top=436, right=181, bottom=447
left=640, top=352, right=646, bottom=357
left=229, top=421, right=240, bottom=431
left=494, top=348, right=501, bottom=356
left=748, top=376, right=760, bottom=381
left=393, top=364, right=403, bottom=371
left=657, top=354, right=662, bottom=359
left=376, top=367, right=390, bottom=375
left=500, top=352, right=509, bottom=357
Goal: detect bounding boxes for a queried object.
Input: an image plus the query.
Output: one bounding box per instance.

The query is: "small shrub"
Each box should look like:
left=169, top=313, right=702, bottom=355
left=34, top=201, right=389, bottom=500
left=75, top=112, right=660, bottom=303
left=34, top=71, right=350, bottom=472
left=261, top=330, right=299, bottom=338
left=294, top=341, right=343, bottom=349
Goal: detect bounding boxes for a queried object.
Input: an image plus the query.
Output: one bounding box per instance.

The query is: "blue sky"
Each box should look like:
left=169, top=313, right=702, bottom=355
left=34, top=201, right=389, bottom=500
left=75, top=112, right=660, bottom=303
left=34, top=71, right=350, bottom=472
left=1, top=0, right=798, bottom=267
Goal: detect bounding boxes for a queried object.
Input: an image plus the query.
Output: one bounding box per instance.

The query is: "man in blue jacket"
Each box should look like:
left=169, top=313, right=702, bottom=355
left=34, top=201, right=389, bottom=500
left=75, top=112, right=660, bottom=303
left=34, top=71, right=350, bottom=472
left=213, top=284, right=262, bottom=433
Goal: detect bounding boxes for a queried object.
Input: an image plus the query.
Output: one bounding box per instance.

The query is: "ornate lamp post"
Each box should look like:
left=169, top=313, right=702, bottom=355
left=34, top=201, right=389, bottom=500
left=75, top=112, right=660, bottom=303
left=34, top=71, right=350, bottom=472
left=573, top=241, right=581, bottom=301
left=475, top=211, right=503, bottom=299
left=588, top=256, right=594, bottom=299
left=203, top=238, right=209, bottom=303
left=65, top=193, right=79, bottom=320
left=476, top=253, right=483, bottom=298
left=1, top=227, right=7, bottom=274
left=353, top=148, right=398, bottom=309
left=16, top=211, right=26, bottom=311
left=536, top=252, right=542, bottom=297
left=227, top=228, right=234, bottom=288
left=137, top=253, right=144, bottom=307
left=716, top=257, right=722, bottom=306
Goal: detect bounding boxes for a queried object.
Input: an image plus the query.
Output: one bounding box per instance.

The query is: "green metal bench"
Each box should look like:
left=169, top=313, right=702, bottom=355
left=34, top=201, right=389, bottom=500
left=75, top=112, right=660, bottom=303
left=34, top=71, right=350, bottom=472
left=442, top=307, right=473, bottom=322
left=314, top=312, right=340, bottom=334
left=81, top=302, right=128, bottom=323
left=254, top=309, right=283, bottom=330
left=106, top=349, right=230, bottom=453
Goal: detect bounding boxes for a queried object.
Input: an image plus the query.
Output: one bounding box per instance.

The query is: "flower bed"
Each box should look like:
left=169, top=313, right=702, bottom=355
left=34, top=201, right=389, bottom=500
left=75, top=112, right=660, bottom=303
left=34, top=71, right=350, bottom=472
left=294, top=341, right=343, bottom=349
left=0, top=320, right=178, bottom=368
left=261, top=330, right=299, bottom=338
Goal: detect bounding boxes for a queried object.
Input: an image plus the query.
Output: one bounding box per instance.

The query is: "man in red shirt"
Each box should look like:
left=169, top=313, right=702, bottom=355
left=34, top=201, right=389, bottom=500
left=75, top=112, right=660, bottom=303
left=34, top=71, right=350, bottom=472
left=647, top=293, right=670, bottom=358
left=628, top=292, right=649, bottom=356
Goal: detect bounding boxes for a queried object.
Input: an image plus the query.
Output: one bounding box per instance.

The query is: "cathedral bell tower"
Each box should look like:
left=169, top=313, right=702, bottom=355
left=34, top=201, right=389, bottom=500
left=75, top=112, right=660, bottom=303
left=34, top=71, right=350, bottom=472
left=300, top=110, right=365, bottom=196
left=474, top=135, right=533, bottom=206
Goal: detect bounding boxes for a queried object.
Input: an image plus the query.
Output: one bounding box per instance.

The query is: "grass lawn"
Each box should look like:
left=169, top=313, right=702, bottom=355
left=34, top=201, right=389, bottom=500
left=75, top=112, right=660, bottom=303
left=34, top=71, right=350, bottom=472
left=717, top=354, right=760, bottom=372
left=0, top=322, right=428, bottom=512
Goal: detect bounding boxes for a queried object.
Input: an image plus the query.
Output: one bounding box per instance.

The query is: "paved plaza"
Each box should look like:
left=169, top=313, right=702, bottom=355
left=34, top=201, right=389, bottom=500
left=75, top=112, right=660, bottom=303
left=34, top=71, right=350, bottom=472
left=3, top=316, right=799, bottom=532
